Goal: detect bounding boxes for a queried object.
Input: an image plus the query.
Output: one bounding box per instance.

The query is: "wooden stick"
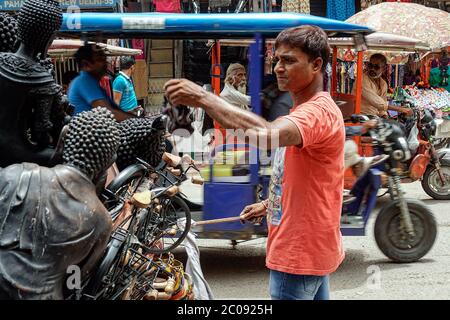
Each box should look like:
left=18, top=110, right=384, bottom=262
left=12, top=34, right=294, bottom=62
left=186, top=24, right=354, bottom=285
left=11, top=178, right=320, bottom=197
left=192, top=216, right=242, bottom=226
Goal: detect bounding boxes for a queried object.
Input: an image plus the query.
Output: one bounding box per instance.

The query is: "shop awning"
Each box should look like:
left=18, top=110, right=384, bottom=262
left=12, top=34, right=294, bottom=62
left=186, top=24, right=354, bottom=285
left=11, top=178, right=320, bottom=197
left=48, top=39, right=143, bottom=57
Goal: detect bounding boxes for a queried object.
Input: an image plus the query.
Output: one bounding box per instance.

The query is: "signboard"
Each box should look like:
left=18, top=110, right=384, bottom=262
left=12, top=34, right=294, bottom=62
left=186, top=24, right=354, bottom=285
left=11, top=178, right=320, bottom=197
left=0, top=0, right=117, bottom=11
left=131, top=39, right=145, bottom=60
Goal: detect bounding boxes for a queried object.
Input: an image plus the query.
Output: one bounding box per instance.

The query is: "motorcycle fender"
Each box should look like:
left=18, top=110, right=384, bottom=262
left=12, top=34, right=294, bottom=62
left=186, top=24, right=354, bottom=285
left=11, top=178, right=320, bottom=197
left=409, top=154, right=430, bottom=180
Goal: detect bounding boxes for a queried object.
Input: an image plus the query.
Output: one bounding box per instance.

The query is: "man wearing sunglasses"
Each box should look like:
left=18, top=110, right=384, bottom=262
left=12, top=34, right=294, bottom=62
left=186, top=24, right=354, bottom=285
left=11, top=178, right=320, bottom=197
left=357, top=54, right=389, bottom=117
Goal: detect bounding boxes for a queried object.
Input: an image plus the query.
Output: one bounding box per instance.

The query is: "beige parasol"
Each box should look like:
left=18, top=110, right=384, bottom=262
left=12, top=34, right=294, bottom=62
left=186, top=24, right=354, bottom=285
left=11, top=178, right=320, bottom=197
left=346, top=2, right=450, bottom=51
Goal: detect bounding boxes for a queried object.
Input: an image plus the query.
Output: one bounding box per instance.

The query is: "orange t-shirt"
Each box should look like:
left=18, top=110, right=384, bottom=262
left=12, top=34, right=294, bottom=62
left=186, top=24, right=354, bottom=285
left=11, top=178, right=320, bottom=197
left=266, top=92, right=345, bottom=276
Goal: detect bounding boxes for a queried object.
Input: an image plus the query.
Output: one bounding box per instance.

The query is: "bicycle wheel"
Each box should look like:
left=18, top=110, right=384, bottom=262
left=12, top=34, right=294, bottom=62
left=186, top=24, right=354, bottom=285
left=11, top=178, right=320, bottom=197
left=139, top=196, right=191, bottom=254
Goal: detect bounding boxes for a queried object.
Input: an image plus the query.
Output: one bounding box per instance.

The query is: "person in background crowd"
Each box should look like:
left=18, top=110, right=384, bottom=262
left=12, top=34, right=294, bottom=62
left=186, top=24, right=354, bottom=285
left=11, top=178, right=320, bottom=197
left=355, top=53, right=389, bottom=117
left=113, top=56, right=144, bottom=115
left=429, top=51, right=449, bottom=91
left=356, top=53, right=412, bottom=117
left=220, top=63, right=251, bottom=110
left=403, top=65, right=416, bottom=86
left=165, top=25, right=345, bottom=300
left=68, top=44, right=134, bottom=122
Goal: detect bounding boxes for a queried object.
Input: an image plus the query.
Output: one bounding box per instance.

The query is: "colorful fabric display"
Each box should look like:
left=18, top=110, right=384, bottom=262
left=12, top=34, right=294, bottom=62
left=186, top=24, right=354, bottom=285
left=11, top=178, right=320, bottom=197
left=153, top=0, right=181, bottom=13
left=327, top=0, right=355, bottom=21
left=397, top=87, right=450, bottom=120
left=282, top=0, right=310, bottom=14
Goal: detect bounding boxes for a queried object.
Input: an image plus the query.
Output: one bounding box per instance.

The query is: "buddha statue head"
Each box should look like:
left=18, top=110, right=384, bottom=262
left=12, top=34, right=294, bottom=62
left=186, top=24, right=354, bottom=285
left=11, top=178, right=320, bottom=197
left=0, top=13, right=18, bottom=53
left=62, top=108, right=120, bottom=180
left=16, top=0, right=62, bottom=60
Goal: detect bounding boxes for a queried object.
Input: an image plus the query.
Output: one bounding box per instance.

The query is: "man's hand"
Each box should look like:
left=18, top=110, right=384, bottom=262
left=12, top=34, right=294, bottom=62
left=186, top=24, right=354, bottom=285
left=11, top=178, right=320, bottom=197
left=135, top=105, right=145, bottom=116
left=164, top=79, right=208, bottom=108
left=240, top=202, right=268, bottom=224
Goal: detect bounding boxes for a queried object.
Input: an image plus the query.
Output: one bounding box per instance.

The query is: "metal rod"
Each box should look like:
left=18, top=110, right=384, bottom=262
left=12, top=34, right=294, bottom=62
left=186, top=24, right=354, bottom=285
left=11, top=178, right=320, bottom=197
left=192, top=216, right=242, bottom=226
left=235, top=0, right=248, bottom=13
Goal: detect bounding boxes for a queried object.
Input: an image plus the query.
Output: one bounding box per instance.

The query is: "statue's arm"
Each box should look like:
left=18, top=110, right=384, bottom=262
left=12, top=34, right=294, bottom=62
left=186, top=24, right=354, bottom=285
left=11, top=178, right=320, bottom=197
left=79, top=210, right=113, bottom=279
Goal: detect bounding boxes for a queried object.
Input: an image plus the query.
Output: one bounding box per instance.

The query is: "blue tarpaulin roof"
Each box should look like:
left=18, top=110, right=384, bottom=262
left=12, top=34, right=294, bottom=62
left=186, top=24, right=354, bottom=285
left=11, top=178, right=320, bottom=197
left=59, top=12, right=373, bottom=39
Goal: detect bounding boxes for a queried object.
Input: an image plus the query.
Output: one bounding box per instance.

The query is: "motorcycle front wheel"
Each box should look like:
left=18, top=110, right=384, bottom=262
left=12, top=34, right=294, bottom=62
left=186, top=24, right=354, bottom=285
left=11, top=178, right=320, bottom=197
left=374, top=199, right=437, bottom=263
left=421, top=164, right=450, bottom=200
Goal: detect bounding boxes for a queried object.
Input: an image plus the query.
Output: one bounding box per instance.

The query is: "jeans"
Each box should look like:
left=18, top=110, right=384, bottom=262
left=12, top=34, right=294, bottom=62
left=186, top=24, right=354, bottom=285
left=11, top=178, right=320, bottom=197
left=269, top=270, right=330, bottom=300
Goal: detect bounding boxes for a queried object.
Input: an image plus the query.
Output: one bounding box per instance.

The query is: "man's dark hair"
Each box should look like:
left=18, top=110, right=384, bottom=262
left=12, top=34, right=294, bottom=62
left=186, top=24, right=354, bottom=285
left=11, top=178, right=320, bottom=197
left=370, top=53, right=388, bottom=66
left=120, top=56, right=136, bottom=70
left=74, top=43, right=104, bottom=66
left=275, top=25, right=330, bottom=72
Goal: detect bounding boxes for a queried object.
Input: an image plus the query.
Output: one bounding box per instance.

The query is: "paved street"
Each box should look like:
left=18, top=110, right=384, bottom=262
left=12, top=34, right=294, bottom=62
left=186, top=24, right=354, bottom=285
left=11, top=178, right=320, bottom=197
left=174, top=181, right=450, bottom=300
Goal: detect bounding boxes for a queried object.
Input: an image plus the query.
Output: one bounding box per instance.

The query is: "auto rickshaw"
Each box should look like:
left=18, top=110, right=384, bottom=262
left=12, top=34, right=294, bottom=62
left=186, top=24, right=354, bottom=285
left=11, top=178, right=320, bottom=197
left=58, top=12, right=438, bottom=262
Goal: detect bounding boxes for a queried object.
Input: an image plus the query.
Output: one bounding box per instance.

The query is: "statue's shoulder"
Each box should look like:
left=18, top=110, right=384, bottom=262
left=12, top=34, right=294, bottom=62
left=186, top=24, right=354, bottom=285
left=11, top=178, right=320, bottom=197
left=0, top=52, right=54, bottom=85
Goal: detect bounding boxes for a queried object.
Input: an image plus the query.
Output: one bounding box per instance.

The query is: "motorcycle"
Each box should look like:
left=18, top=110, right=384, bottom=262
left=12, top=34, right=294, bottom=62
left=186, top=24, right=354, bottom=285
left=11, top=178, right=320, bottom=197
left=385, top=87, right=450, bottom=199
left=400, top=107, right=450, bottom=200
left=344, top=115, right=437, bottom=262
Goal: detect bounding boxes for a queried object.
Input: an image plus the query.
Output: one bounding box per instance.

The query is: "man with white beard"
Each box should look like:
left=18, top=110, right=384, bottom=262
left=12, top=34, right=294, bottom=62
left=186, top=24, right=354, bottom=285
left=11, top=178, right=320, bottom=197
left=220, top=63, right=251, bottom=110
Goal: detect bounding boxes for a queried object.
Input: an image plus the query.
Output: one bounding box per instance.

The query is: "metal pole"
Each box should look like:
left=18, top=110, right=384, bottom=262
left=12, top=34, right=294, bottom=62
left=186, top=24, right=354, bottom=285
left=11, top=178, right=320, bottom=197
left=249, top=33, right=263, bottom=186
left=235, top=0, right=248, bottom=13
left=192, top=0, right=200, bottom=13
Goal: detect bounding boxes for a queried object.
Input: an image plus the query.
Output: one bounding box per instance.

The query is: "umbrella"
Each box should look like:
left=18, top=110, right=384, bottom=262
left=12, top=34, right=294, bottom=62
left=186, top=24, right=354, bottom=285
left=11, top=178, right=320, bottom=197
left=346, top=2, right=450, bottom=51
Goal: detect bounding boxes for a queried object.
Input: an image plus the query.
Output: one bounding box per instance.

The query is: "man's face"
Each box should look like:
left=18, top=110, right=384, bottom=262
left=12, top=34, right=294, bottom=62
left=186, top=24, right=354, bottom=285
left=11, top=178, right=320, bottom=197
left=274, top=44, right=321, bottom=92
left=85, top=50, right=108, bottom=77
left=233, top=69, right=247, bottom=87
left=367, top=57, right=386, bottom=79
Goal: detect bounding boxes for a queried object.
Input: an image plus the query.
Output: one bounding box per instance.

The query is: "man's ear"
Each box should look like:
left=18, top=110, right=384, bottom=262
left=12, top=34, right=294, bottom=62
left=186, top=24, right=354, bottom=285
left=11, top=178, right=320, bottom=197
left=312, top=57, right=323, bottom=73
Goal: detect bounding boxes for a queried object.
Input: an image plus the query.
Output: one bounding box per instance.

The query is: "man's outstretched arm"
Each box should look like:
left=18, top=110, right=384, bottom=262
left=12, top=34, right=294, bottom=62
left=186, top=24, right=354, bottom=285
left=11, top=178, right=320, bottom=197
left=91, top=99, right=134, bottom=122
left=164, top=79, right=301, bottom=148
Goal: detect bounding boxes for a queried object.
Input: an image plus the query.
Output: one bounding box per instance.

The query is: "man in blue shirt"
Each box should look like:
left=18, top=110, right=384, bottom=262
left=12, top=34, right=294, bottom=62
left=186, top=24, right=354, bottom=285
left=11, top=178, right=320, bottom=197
left=68, top=44, right=134, bottom=122
left=113, top=56, right=143, bottom=115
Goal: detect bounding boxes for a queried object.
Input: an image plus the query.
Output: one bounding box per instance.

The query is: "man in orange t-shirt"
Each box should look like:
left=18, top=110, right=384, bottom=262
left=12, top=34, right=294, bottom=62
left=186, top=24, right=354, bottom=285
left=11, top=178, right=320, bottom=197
left=164, top=26, right=345, bottom=300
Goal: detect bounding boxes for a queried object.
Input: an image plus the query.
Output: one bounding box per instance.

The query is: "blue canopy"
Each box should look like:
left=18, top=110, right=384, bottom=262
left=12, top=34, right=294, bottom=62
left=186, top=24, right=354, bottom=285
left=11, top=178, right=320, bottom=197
left=59, top=12, right=372, bottom=39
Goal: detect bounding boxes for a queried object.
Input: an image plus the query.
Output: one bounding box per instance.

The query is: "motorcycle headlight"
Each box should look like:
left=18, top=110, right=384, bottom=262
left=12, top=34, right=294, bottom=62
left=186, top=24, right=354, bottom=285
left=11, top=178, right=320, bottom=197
left=392, top=136, right=411, bottom=162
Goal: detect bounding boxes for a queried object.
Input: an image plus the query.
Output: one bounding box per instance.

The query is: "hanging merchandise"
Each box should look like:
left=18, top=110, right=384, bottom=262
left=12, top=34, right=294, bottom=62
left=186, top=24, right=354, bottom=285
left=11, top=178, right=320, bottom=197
left=265, top=43, right=275, bottom=75
left=327, top=0, right=355, bottom=21
left=336, top=60, right=356, bottom=94
left=153, top=0, right=181, bottom=13
left=430, top=64, right=450, bottom=91
left=282, top=0, right=310, bottom=14
left=209, top=0, right=232, bottom=8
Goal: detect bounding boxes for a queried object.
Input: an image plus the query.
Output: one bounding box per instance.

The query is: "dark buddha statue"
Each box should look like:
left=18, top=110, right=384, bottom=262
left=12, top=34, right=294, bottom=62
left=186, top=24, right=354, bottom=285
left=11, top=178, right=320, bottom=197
left=116, top=116, right=167, bottom=171
left=0, top=0, right=66, bottom=168
left=0, top=108, right=119, bottom=300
